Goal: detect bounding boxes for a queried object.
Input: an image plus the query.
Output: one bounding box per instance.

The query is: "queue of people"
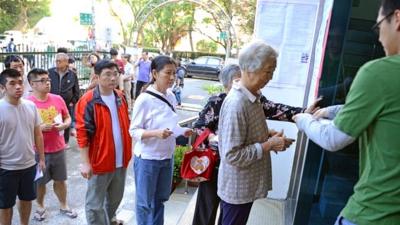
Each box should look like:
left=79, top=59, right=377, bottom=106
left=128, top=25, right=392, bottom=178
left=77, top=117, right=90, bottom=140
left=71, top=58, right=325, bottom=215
left=1, top=1, right=400, bottom=224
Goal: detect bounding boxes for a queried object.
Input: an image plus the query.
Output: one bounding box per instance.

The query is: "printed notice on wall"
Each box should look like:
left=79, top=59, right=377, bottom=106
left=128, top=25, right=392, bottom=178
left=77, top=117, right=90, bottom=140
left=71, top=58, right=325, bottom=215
left=254, top=0, right=319, bottom=87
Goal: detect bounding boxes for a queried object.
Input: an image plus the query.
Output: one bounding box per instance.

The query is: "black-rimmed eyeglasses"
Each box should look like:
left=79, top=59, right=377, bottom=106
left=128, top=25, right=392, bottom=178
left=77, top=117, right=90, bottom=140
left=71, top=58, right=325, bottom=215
left=32, top=79, right=51, bottom=84
left=372, top=11, right=394, bottom=34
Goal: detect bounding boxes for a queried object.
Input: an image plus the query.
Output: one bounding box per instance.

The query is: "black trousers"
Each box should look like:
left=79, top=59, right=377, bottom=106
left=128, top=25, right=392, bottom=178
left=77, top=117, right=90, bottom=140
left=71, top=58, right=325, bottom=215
left=192, top=166, right=222, bottom=225
left=135, top=81, right=147, bottom=99
left=220, top=200, right=253, bottom=225
left=63, top=127, right=70, bottom=144
left=64, top=104, right=75, bottom=144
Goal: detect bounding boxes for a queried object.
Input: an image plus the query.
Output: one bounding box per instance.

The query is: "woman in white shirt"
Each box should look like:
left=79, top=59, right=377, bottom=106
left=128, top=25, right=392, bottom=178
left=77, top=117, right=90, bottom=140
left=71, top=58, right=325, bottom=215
left=129, top=55, right=192, bottom=225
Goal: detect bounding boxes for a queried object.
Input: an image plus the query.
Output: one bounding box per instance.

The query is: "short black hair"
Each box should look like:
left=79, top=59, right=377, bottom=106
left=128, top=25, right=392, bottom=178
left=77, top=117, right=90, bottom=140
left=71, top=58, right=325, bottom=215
left=27, top=68, right=49, bottom=83
left=122, top=53, right=131, bottom=60
left=94, top=59, right=119, bottom=75
left=110, top=48, right=118, bottom=56
left=0, top=69, right=22, bottom=86
left=381, top=0, right=400, bottom=21
left=4, top=55, right=24, bottom=68
left=57, top=47, right=68, bottom=53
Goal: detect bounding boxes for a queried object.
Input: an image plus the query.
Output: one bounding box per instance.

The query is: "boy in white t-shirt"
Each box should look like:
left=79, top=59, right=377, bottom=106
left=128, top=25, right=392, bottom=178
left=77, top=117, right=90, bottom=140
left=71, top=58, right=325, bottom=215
left=0, top=68, right=45, bottom=225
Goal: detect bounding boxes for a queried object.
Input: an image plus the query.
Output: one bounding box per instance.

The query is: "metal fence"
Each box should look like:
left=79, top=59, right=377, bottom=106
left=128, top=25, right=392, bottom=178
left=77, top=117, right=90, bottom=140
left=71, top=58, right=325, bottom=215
left=0, top=49, right=111, bottom=89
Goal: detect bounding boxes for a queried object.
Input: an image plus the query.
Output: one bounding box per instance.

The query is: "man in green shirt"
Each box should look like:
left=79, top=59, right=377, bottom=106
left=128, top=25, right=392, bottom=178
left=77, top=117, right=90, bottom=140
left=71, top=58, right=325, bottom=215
left=293, top=0, right=400, bottom=224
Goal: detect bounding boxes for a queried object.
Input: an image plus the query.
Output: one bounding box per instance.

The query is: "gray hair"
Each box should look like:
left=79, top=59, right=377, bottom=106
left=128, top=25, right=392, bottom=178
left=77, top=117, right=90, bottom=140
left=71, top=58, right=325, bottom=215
left=219, top=64, right=241, bottom=88
left=238, top=40, right=278, bottom=73
left=55, top=53, right=69, bottom=61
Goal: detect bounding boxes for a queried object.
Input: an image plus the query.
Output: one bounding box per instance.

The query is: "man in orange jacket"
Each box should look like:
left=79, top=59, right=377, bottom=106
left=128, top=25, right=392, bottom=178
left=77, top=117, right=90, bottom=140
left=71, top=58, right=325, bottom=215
left=75, top=60, right=132, bottom=225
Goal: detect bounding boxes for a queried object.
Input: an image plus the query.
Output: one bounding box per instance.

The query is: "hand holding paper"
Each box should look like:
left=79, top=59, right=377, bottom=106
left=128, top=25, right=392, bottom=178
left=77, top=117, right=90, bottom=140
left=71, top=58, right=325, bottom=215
left=171, top=126, right=188, bottom=137
left=53, top=113, right=64, bottom=136
left=34, top=163, right=44, bottom=181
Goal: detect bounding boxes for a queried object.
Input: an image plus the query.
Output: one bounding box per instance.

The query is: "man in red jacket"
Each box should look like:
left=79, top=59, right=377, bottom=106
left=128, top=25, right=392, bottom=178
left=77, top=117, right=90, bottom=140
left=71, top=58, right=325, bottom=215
left=75, top=59, right=132, bottom=225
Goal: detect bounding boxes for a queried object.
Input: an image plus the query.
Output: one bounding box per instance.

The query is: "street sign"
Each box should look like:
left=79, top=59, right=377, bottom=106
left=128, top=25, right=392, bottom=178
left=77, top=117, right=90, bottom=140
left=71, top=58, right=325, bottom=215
left=80, top=13, right=93, bottom=25
left=219, top=31, right=227, bottom=40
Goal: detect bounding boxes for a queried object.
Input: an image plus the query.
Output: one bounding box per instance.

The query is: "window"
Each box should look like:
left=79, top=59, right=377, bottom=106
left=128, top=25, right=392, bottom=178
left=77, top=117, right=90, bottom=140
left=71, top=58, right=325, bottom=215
left=207, top=58, right=221, bottom=66
left=194, top=57, right=207, bottom=64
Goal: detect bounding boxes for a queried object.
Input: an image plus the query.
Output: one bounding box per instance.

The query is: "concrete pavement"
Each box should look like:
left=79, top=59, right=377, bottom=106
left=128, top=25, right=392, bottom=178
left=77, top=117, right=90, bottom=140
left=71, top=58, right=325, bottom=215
left=10, top=78, right=214, bottom=224
left=11, top=137, right=197, bottom=225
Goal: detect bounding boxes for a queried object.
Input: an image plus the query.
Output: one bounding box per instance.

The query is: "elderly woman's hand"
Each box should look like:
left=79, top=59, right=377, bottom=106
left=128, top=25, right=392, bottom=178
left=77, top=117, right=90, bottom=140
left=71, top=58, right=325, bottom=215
left=157, top=128, right=173, bottom=139
left=262, top=131, right=294, bottom=153
left=304, top=96, right=323, bottom=114
left=183, top=128, right=193, bottom=137
left=268, top=129, right=278, bottom=137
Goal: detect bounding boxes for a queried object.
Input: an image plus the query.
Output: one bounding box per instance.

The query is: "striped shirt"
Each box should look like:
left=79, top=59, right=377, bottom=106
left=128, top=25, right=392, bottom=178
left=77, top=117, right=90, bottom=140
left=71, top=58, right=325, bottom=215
left=217, top=82, right=272, bottom=204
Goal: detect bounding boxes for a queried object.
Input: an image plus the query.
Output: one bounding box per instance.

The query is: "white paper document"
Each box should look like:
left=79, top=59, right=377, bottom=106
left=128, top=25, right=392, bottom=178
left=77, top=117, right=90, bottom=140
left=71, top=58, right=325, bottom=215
left=172, top=126, right=187, bottom=137
left=34, top=164, right=44, bottom=181
left=53, top=113, right=64, bottom=136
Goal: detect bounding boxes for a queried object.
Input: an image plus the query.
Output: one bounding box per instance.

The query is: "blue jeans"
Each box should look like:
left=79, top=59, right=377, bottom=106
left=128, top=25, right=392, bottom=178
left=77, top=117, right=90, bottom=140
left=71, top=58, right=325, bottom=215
left=334, top=216, right=357, bottom=225
left=173, top=89, right=182, bottom=105
left=134, top=156, right=173, bottom=225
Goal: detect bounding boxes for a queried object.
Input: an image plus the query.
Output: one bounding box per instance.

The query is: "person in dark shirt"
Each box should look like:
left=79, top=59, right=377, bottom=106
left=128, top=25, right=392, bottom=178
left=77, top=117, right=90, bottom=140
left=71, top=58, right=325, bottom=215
left=48, top=53, right=80, bottom=144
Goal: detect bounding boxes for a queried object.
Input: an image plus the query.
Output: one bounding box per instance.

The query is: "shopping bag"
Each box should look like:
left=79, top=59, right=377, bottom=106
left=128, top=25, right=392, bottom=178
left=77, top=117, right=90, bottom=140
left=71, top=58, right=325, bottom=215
left=180, top=128, right=217, bottom=182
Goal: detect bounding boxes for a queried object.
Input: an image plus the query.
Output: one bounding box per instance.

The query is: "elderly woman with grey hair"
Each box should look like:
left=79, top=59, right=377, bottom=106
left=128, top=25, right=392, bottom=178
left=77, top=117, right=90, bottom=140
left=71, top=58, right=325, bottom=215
left=192, top=61, right=319, bottom=225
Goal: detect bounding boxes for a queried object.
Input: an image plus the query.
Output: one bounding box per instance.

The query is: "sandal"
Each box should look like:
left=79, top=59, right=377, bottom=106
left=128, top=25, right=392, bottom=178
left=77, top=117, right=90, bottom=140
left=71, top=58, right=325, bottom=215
left=33, top=208, right=46, bottom=221
left=111, top=218, right=124, bottom=225
left=59, top=208, right=78, bottom=219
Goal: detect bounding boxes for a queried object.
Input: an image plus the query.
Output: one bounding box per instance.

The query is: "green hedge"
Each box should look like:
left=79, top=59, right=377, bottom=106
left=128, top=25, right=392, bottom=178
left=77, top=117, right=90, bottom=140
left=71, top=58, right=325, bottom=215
left=172, top=51, right=225, bottom=60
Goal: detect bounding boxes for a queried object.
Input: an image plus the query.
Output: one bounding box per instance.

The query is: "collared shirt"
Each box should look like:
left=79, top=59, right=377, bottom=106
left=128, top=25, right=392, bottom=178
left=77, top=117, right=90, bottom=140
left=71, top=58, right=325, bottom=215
left=235, top=81, right=259, bottom=102
left=193, top=90, right=304, bottom=134
left=137, top=60, right=151, bottom=82
left=217, top=82, right=272, bottom=204
left=129, top=85, right=180, bottom=160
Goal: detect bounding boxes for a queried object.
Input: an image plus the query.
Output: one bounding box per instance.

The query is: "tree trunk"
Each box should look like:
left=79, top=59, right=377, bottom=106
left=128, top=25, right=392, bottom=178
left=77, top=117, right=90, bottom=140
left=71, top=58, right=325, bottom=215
left=14, top=2, right=29, bottom=31
left=108, top=0, right=129, bottom=46
left=188, top=6, right=195, bottom=52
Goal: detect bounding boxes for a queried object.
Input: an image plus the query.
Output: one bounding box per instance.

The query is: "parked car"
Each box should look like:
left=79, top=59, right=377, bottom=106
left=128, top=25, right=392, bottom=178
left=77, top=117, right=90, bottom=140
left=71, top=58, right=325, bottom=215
left=185, top=56, right=223, bottom=80
left=179, top=57, right=192, bottom=67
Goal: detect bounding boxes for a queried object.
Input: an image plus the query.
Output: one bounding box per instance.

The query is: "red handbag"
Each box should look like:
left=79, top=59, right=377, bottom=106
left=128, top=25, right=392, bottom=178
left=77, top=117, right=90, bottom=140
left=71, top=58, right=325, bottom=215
left=180, top=128, right=217, bottom=182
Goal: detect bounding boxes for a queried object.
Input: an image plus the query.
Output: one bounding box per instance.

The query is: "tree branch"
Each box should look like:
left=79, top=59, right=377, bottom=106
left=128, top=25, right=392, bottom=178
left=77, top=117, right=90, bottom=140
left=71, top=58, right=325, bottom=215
left=108, top=0, right=128, bottom=45
left=194, top=28, right=226, bottom=50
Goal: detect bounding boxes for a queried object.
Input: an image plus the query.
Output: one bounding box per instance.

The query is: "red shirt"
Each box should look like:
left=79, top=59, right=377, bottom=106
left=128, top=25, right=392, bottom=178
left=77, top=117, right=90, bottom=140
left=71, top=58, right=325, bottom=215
left=114, top=59, right=125, bottom=74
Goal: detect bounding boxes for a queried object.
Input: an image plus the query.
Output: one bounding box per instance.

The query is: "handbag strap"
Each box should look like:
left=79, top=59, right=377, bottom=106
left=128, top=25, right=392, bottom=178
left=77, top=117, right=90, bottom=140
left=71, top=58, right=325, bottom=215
left=145, top=90, right=175, bottom=112
left=192, top=128, right=211, bottom=149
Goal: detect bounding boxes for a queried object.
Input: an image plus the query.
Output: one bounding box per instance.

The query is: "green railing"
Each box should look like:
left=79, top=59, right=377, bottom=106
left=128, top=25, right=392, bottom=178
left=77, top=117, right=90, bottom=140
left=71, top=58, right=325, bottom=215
left=0, top=50, right=110, bottom=88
